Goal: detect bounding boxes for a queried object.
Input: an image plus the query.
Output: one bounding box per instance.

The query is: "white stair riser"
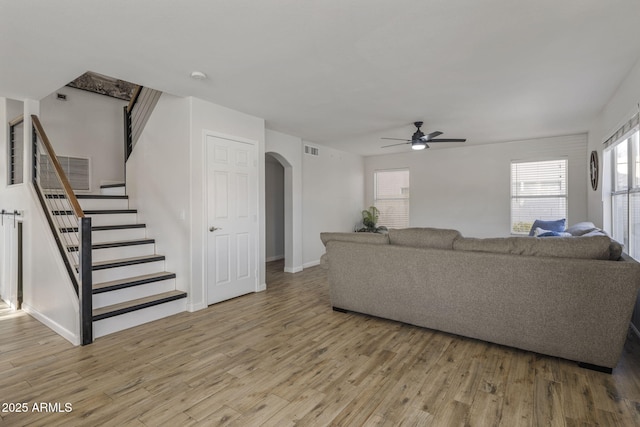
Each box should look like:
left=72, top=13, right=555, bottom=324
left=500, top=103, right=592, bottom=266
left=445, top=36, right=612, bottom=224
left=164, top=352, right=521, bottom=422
left=93, top=298, right=186, bottom=338
left=92, top=260, right=165, bottom=283
left=91, top=243, right=155, bottom=263
left=93, top=278, right=176, bottom=309
left=78, top=198, right=129, bottom=211
left=92, top=228, right=147, bottom=244
left=55, top=213, right=138, bottom=227
left=100, top=186, right=126, bottom=196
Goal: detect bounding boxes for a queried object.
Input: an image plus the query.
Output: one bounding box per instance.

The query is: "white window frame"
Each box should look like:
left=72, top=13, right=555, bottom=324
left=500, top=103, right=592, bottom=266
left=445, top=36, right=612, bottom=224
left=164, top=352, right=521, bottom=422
left=374, top=168, right=410, bottom=229
left=510, top=158, right=568, bottom=234
left=605, top=128, right=640, bottom=259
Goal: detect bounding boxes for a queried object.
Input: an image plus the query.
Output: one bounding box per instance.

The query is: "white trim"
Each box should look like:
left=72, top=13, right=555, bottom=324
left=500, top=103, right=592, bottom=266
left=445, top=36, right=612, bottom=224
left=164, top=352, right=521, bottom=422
left=266, top=255, right=284, bottom=262
left=303, top=260, right=320, bottom=269
left=187, top=302, right=207, bottom=312
left=284, top=266, right=303, bottom=273
left=22, top=303, right=79, bottom=346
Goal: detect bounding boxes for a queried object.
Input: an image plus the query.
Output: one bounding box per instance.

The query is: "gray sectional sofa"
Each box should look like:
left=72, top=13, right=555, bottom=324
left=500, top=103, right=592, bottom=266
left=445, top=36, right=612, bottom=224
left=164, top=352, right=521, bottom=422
left=320, top=227, right=640, bottom=371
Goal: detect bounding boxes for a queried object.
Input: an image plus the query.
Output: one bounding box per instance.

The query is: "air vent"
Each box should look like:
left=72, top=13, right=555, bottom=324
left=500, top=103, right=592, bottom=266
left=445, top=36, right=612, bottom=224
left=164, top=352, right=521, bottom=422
left=56, top=93, right=67, bottom=101
left=304, top=145, right=319, bottom=156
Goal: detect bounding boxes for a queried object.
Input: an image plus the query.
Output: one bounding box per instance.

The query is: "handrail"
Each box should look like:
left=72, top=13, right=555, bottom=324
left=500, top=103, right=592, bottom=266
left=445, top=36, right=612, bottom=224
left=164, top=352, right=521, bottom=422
left=126, top=85, right=142, bottom=114
left=31, top=115, right=85, bottom=218
left=9, top=114, right=24, bottom=127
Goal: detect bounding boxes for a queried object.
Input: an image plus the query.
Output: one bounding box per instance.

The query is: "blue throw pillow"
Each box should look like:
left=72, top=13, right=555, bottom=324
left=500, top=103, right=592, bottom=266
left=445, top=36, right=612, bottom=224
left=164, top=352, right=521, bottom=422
left=528, top=219, right=566, bottom=236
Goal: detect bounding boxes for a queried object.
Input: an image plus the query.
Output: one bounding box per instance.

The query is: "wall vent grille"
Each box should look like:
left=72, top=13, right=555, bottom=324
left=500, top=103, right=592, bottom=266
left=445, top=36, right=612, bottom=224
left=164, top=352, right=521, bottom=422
left=304, top=145, right=319, bottom=156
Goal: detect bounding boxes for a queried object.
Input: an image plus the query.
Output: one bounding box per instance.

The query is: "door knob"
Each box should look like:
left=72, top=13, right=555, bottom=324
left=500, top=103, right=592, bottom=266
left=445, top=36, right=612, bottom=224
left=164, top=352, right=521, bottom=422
left=209, top=226, right=222, bottom=232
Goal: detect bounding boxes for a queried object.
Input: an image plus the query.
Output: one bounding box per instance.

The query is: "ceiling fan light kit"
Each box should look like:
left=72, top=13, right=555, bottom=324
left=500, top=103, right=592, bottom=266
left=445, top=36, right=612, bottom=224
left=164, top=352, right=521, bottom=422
left=381, top=121, right=466, bottom=151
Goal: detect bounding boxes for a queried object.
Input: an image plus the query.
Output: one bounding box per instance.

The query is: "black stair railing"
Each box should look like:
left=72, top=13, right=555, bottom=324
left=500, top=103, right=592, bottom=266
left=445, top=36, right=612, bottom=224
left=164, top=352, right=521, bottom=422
left=124, top=86, right=162, bottom=161
left=32, top=115, right=93, bottom=345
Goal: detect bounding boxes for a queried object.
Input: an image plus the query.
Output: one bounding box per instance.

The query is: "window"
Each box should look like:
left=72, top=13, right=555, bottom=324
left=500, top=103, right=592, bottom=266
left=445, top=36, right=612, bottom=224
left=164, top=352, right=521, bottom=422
left=38, top=155, right=90, bottom=191
left=607, top=128, right=640, bottom=258
left=511, top=159, right=568, bottom=234
left=8, top=117, right=24, bottom=185
left=374, top=169, right=409, bottom=229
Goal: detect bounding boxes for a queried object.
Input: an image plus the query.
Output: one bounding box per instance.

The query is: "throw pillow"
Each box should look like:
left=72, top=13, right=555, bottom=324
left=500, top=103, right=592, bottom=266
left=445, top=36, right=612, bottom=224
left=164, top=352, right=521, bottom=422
left=528, top=218, right=566, bottom=236
left=566, top=221, right=598, bottom=236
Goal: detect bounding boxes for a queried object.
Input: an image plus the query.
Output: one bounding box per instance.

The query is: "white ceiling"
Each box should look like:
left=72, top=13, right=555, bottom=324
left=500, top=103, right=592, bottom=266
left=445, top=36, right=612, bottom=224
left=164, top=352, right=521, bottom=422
left=2, top=0, right=640, bottom=156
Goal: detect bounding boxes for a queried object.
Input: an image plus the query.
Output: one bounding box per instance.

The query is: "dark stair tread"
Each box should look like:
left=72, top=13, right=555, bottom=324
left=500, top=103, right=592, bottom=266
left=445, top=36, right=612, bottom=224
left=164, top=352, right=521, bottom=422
left=92, top=290, right=186, bottom=321
left=66, top=238, right=155, bottom=252
left=60, top=224, right=146, bottom=233
left=100, top=183, right=125, bottom=189
left=46, top=194, right=128, bottom=200
left=93, top=271, right=176, bottom=294
left=89, top=254, right=165, bottom=271
left=77, top=194, right=129, bottom=200
left=52, top=209, right=137, bottom=215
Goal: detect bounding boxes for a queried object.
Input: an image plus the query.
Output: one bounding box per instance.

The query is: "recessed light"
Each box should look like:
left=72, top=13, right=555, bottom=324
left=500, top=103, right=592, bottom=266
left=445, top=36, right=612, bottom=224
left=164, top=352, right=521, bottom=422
left=190, top=71, right=207, bottom=80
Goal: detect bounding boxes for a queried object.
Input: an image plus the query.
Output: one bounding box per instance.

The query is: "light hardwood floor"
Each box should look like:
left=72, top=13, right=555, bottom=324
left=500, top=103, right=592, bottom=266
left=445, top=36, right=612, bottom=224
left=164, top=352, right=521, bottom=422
left=1, top=261, right=640, bottom=426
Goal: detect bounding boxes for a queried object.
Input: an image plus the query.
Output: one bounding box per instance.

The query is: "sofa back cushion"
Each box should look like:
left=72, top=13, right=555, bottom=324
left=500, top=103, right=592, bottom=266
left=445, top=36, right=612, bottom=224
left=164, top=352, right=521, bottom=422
left=320, top=232, right=389, bottom=247
left=453, top=235, right=612, bottom=260
left=388, top=227, right=461, bottom=250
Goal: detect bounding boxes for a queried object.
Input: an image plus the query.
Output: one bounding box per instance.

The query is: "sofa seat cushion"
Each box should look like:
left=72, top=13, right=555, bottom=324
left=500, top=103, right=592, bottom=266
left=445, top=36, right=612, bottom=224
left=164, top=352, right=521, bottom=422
left=320, top=232, right=389, bottom=247
left=388, top=227, right=461, bottom=250
left=453, top=235, right=612, bottom=260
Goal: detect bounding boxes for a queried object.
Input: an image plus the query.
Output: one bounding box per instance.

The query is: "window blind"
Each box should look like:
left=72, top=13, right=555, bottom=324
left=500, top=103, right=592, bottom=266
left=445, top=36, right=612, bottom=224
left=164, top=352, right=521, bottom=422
left=39, top=155, right=90, bottom=191
left=374, top=169, right=409, bottom=229
left=511, top=159, right=567, bottom=234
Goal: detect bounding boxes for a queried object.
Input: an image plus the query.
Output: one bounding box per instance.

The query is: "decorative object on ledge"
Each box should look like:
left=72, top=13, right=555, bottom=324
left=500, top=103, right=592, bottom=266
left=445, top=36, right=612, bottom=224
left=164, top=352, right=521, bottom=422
left=67, top=71, right=137, bottom=101
left=356, top=206, right=388, bottom=233
left=590, top=150, right=599, bottom=191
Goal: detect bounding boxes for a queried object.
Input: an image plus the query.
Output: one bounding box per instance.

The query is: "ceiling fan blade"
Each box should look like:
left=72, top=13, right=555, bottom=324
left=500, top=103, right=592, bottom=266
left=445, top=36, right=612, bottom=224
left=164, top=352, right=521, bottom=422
left=381, top=137, right=411, bottom=141
left=428, top=138, right=467, bottom=143
left=381, top=142, right=411, bottom=148
left=423, top=131, right=443, bottom=140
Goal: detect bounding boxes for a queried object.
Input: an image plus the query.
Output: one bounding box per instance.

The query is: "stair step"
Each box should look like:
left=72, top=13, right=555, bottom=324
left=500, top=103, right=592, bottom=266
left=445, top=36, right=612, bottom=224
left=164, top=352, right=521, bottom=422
left=90, top=254, right=165, bottom=271
left=46, top=194, right=129, bottom=200
left=67, top=238, right=156, bottom=252
left=100, top=183, right=125, bottom=189
left=52, top=209, right=137, bottom=215
left=93, top=272, right=176, bottom=294
left=60, top=224, right=147, bottom=233
left=92, top=290, right=187, bottom=321
left=100, top=183, right=126, bottom=196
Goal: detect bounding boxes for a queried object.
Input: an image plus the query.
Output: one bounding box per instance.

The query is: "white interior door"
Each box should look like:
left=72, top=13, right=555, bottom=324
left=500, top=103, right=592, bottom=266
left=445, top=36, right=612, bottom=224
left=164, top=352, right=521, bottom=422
left=206, top=134, right=258, bottom=305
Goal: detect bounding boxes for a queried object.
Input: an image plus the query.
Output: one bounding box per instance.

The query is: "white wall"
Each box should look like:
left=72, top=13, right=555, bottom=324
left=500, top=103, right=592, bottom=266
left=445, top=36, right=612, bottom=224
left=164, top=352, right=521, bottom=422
left=0, top=98, right=79, bottom=344
left=302, top=142, right=364, bottom=266
left=365, top=134, right=588, bottom=238
left=587, top=55, right=640, bottom=227
left=265, top=129, right=304, bottom=273
left=40, top=86, right=127, bottom=193
left=129, top=94, right=267, bottom=311
left=265, top=154, right=284, bottom=261
left=126, top=93, right=191, bottom=302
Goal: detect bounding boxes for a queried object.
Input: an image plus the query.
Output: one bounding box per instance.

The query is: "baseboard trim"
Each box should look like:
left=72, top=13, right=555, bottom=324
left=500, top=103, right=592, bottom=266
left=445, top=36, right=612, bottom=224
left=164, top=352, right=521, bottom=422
left=303, top=260, right=320, bottom=269
left=22, top=303, right=79, bottom=346
left=187, top=302, right=207, bottom=312
left=266, top=255, right=285, bottom=262
left=284, top=266, right=303, bottom=273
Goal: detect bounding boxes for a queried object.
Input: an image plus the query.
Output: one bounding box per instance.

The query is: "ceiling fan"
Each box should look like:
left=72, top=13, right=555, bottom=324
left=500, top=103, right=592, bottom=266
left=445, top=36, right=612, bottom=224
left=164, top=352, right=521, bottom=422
left=381, top=121, right=466, bottom=150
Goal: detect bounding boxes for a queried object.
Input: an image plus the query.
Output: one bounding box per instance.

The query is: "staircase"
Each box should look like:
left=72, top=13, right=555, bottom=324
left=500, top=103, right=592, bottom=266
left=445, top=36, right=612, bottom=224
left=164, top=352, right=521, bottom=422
left=52, top=183, right=186, bottom=339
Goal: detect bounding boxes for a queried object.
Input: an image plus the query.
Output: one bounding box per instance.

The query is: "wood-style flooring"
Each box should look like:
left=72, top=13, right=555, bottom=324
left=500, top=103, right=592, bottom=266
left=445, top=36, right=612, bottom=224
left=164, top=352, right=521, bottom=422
left=1, top=260, right=640, bottom=426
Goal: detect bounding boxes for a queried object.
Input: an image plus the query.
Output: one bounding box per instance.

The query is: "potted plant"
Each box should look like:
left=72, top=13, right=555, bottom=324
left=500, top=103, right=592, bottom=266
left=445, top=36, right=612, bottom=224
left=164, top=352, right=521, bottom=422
left=356, top=206, right=388, bottom=233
